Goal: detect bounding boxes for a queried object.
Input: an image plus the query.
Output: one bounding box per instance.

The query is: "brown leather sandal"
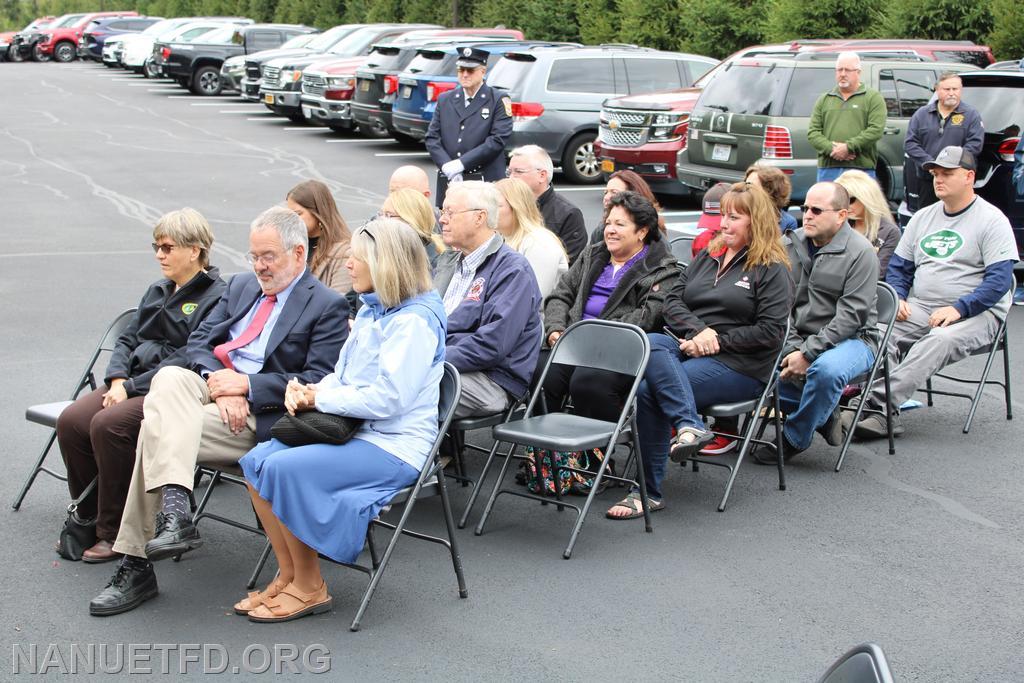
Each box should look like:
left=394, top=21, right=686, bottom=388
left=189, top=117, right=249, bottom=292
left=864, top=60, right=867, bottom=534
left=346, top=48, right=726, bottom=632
left=233, top=575, right=288, bottom=615
left=247, top=581, right=332, bottom=623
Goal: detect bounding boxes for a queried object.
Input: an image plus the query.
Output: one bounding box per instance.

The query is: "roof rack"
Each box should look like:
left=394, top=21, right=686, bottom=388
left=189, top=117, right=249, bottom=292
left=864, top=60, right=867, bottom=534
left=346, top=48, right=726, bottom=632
left=793, top=50, right=927, bottom=62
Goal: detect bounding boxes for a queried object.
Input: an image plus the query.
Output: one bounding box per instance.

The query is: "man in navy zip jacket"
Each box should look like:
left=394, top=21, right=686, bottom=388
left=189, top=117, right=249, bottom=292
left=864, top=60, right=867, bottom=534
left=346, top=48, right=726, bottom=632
left=850, top=146, right=1018, bottom=439
left=433, top=181, right=542, bottom=418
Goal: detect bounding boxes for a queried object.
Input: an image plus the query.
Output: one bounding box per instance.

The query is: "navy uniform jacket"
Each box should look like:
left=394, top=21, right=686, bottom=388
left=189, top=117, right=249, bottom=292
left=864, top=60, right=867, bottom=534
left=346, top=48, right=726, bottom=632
left=425, top=83, right=513, bottom=196
left=186, top=269, right=350, bottom=440
left=904, top=99, right=984, bottom=211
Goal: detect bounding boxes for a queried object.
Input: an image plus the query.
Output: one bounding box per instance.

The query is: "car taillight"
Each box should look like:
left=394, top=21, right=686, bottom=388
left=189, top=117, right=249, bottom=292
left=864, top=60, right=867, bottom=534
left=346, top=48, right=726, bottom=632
left=998, top=137, right=1019, bottom=162
left=383, top=75, right=398, bottom=95
left=426, top=81, right=456, bottom=102
left=762, top=125, right=793, bottom=159
left=510, top=102, right=544, bottom=121
left=677, top=120, right=689, bottom=151
left=160, top=47, right=170, bottom=60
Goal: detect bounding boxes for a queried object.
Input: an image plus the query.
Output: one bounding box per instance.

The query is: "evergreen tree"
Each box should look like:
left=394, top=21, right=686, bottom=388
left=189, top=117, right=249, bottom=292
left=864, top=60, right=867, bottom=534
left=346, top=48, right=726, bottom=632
left=987, top=0, right=1024, bottom=59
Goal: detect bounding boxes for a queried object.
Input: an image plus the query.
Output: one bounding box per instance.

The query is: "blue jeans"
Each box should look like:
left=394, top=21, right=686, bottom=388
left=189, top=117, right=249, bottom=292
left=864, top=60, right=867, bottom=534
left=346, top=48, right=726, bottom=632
left=637, top=333, right=765, bottom=500
left=817, top=167, right=876, bottom=182
left=779, top=338, right=874, bottom=450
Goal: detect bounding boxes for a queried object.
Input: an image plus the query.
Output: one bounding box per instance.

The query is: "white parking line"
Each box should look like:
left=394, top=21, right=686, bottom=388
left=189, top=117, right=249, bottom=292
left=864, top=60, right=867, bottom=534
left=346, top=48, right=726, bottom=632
left=191, top=102, right=261, bottom=106
left=220, top=110, right=265, bottom=114
left=245, top=117, right=277, bottom=121
left=374, top=151, right=431, bottom=157
left=168, top=95, right=236, bottom=99
left=147, top=88, right=181, bottom=92
left=283, top=127, right=329, bottom=131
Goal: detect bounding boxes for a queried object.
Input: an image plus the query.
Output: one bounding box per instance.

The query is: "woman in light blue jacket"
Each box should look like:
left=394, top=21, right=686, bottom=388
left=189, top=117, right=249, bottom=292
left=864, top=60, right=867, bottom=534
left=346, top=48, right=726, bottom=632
left=236, top=218, right=447, bottom=623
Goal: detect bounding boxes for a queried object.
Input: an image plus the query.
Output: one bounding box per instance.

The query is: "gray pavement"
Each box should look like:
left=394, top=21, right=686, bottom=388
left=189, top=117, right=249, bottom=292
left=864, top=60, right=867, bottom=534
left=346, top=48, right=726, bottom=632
left=1, top=61, right=1023, bottom=681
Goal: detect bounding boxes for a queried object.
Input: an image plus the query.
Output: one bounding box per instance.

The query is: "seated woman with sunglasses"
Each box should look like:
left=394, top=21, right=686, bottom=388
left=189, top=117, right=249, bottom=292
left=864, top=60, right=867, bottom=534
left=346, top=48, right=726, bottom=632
left=236, top=218, right=446, bottom=623
left=607, top=184, right=792, bottom=519
left=836, top=170, right=902, bottom=277
left=56, top=209, right=226, bottom=561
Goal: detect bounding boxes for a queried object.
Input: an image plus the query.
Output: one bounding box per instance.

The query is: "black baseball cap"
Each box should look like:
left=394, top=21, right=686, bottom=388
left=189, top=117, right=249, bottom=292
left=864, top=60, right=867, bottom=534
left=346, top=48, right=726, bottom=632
left=455, top=46, right=488, bottom=69
left=923, top=146, right=977, bottom=171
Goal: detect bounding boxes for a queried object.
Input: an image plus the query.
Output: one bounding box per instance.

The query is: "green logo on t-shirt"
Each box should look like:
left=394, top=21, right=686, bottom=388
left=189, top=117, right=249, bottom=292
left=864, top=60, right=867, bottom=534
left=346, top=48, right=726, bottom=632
left=919, top=229, right=964, bottom=259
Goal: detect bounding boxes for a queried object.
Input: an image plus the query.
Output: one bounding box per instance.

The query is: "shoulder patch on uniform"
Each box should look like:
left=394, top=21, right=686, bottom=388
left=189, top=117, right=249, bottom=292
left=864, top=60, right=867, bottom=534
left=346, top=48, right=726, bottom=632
left=502, top=96, right=512, bottom=117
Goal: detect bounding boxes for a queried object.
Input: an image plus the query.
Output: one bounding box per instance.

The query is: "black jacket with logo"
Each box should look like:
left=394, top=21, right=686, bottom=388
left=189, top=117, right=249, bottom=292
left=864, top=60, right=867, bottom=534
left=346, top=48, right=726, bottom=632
left=104, top=267, right=226, bottom=397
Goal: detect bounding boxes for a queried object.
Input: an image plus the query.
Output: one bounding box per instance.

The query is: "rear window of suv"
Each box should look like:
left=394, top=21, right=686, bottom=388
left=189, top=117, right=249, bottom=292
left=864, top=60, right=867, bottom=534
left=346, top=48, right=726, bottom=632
left=365, top=46, right=406, bottom=70
left=698, top=62, right=793, bottom=115
left=487, top=55, right=535, bottom=91
left=780, top=68, right=836, bottom=116
left=405, top=51, right=451, bottom=75
left=548, top=57, right=616, bottom=93
left=962, top=81, right=1024, bottom=134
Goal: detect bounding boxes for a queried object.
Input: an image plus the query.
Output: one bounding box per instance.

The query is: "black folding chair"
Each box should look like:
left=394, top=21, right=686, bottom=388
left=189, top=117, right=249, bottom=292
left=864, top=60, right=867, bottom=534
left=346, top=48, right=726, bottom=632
left=473, top=319, right=653, bottom=559
left=686, top=320, right=790, bottom=512
left=669, top=236, right=694, bottom=267
left=817, top=642, right=895, bottom=683
left=922, top=278, right=1016, bottom=434
left=246, top=363, right=467, bottom=631
left=835, top=283, right=899, bottom=472
left=13, top=308, right=137, bottom=511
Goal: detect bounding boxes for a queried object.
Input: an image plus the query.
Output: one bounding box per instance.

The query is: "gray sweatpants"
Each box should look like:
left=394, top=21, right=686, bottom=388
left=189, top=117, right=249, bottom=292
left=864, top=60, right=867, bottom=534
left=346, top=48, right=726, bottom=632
left=867, top=297, right=1000, bottom=411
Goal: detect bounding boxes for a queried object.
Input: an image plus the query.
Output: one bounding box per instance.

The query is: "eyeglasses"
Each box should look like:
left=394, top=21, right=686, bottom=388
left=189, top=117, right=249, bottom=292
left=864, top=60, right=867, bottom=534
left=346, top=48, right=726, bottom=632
left=800, top=205, right=842, bottom=216
left=245, top=250, right=285, bottom=266
left=151, top=242, right=177, bottom=255
left=456, top=66, right=482, bottom=73
left=440, top=207, right=483, bottom=219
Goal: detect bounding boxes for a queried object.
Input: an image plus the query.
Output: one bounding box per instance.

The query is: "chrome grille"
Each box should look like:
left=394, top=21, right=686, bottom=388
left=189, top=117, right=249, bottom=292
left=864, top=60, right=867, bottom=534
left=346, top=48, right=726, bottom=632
left=599, top=128, right=645, bottom=147
left=301, top=73, right=326, bottom=97
left=603, top=109, right=646, bottom=127
left=262, top=66, right=281, bottom=88
left=245, top=61, right=260, bottom=79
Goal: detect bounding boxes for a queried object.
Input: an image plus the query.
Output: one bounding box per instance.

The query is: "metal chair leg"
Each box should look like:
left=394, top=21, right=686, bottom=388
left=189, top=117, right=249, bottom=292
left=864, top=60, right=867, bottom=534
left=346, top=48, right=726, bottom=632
left=458, top=439, right=511, bottom=529
left=436, top=469, right=468, bottom=598
left=1004, top=340, right=1013, bottom=420
left=246, top=539, right=273, bottom=590
left=474, top=443, right=518, bottom=536
left=963, top=334, right=1002, bottom=434
left=12, top=433, right=62, bottom=510
left=773, top=387, right=786, bottom=491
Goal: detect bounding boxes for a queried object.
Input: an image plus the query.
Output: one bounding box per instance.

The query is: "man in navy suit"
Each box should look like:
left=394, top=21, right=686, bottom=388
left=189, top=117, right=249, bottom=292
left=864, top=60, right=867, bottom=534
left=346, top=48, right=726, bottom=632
left=425, top=46, right=513, bottom=207
left=91, top=206, right=349, bottom=616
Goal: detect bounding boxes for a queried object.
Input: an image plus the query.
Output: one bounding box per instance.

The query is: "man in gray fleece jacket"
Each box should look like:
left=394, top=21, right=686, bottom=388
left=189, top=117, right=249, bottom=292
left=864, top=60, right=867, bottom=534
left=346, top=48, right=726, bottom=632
left=775, top=182, right=879, bottom=457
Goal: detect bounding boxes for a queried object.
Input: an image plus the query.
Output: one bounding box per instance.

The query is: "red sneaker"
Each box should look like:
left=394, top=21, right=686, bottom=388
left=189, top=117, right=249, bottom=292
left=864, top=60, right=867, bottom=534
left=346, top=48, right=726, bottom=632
left=700, top=433, right=737, bottom=455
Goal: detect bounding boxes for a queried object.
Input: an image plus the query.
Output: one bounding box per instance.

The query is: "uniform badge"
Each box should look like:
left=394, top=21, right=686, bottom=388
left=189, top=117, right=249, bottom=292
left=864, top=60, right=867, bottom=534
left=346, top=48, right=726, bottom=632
left=463, top=47, right=472, bottom=57
left=735, top=276, right=751, bottom=290
left=951, top=113, right=964, bottom=126
left=481, top=107, right=490, bottom=120
left=502, top=96, right=512, bottom=117
left=182, top=303, right=198, bottom=315
left=466, top=277, right=485, bottom=302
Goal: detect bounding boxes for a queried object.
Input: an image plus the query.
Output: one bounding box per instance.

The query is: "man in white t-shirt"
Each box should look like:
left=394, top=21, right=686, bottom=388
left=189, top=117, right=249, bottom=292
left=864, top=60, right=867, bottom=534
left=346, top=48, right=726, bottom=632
left=849, top=146, right=1019, bottom=438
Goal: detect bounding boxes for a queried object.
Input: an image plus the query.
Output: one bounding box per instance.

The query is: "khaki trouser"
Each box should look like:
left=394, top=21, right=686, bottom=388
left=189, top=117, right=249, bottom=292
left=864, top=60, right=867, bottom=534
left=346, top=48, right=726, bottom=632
left=112, top=367, right=257, bottom=558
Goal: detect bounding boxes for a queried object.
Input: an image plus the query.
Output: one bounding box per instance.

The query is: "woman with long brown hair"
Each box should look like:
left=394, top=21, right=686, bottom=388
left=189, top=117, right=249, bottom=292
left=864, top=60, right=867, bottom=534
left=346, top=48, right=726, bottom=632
left=286, top=180, right=352, bottom=294
left=607, top=183, right=793, bottom=519
left=591, top=169, right=666, bottom=243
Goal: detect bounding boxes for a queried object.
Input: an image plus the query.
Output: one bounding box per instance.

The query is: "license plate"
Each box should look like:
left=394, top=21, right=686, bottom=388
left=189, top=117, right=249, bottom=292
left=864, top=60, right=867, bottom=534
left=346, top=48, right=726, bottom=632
left=359, top=79, right=370, bottom=91
left=600, top=159, right=615, bottom=173
left=401, top=85, right=412, bottom=99
left=302, top=106, right=313, bottom=119
left=264, top=94, right=274, bottom=105
left=711, top=144, right=731, bottom=162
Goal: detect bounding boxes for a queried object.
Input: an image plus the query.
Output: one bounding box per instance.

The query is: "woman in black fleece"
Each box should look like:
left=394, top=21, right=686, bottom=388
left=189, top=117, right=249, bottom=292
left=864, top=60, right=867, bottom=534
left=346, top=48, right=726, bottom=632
left=607, top=184, right=794, bottom=518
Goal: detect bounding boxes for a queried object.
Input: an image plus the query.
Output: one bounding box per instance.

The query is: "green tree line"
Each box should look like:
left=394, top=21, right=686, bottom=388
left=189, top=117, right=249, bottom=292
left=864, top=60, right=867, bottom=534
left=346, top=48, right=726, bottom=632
left=2, top=0, right=1021, bottom=60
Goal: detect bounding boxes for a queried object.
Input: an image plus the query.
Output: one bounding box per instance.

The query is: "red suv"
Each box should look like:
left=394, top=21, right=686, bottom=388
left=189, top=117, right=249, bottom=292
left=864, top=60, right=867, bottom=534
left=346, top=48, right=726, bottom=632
left=33, top=10, right=138, bottom=62
left=596, top=39, right=995, bottom=198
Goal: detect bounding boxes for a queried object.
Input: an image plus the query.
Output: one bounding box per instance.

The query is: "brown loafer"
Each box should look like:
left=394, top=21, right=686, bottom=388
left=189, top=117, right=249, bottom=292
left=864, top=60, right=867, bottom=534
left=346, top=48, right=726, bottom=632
left=82, top=539, right=121, bottom=564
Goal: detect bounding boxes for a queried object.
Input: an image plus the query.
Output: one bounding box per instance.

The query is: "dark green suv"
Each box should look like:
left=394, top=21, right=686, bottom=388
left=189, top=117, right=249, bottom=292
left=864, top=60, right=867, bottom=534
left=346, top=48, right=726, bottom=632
left=676, top=54, right=973, bottom=202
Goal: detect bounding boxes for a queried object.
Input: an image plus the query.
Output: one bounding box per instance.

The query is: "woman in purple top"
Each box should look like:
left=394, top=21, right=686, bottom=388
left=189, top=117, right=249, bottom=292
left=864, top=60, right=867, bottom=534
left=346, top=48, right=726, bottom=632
left=540, top=192, right=678, bottom=423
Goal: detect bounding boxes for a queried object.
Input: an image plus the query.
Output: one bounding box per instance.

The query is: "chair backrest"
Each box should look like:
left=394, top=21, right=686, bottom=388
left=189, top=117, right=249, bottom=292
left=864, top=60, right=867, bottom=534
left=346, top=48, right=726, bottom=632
left=817, top=643, right=895, bottom=683
left=437, top=362, right=461, bottom=433
left=99, top=308, right=138, bottom=352
left=548, top=319, right=650, bottom=377
left=669, top=236, right=694, bottom=267
left=875, top=283, right=897, bottom=328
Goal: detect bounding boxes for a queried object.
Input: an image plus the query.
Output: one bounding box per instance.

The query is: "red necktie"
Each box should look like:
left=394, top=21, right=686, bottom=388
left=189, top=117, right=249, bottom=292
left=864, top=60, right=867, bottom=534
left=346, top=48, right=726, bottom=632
left=213, top=295, right=277, bottom=370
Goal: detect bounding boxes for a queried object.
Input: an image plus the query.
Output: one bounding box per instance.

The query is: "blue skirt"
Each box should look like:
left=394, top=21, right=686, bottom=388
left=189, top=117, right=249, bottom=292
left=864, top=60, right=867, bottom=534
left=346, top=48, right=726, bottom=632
left=239, top=437, right=419, bottom=564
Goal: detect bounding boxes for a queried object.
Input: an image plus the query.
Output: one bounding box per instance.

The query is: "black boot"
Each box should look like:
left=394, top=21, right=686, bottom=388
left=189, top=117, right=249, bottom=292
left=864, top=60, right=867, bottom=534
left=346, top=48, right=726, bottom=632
left=89, top=559, right=158, bottom=616
left=144, top=511, right=202, bottom=562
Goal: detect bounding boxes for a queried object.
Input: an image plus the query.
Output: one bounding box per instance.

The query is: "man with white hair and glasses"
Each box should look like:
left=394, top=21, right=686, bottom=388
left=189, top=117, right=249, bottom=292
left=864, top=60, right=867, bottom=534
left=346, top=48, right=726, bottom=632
left=507, top=144, right=588, bottom=263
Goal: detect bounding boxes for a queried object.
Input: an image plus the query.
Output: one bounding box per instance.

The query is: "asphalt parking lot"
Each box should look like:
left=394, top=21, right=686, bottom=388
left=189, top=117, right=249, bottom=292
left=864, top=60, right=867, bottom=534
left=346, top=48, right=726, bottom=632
left=2, top=61, right=1023, bottom=681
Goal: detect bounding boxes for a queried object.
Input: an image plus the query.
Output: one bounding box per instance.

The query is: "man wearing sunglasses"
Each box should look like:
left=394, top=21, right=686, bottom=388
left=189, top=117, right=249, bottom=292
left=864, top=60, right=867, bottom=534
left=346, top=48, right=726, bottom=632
left=849, top=146, right=1017, bottom=439
left=766, top=182, right=879, bottom=461
left=90, top=206, right=349, bottom=617
left=425, top=46, right=513, bottom=208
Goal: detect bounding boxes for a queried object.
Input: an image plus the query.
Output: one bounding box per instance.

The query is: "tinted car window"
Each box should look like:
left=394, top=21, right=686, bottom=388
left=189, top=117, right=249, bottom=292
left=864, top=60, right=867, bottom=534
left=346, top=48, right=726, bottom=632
left=404, top=52, right=452, bottom=75
left=486, top=56, right=535, bottom=91
left=684, top=59, right=715, bottom=83
left=548, top=58, right=616, bottom=93
left=962, top=82, right=1024, bottom=135
left=932, top=50, right=989, bottom=68
left=893, top=69, right=936, bottom=117
left=365, top=47, right=406, bottom=70
left=247, top=31, right=281, bottom=51
left=180, top=27, right=214, bottom=41
left=624, top=58, right=684, bottom=93
left=878, top=69, right=900, bottom=117
left=781, top=68, right=836, bottom=116
left=697, top=63, right=792, bottom=115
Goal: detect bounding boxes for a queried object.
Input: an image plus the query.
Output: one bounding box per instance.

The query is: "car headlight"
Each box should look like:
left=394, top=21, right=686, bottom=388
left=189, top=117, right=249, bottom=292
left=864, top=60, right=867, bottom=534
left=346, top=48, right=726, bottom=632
left=327, top=76, right=354, bottom=88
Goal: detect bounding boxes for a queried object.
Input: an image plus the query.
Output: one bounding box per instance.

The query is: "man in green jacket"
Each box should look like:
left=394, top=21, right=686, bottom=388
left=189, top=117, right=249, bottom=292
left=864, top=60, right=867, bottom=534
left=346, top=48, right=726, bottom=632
left=807, top=52, right=887, bottom=182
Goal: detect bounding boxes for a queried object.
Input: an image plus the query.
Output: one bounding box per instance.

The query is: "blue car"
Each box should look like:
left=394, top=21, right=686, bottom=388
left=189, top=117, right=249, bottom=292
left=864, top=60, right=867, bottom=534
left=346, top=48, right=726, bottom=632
left=391, top=41, right=573, bottom=142
left=78, top=16, right=161, bottom=61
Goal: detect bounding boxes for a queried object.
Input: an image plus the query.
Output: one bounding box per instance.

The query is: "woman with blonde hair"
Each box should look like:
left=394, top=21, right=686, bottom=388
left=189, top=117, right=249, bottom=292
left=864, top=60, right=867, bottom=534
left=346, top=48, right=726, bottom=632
left=607, top=183, right=793, bottom=519
left=495, top=177, right=568, bottom=298
left=236, top=218, right=446, bottom=623
left=286, top=180, right=352, bottom=294
left=836, top=170, right=902, bottom=277
left=381, top=187, right=445, bottom=266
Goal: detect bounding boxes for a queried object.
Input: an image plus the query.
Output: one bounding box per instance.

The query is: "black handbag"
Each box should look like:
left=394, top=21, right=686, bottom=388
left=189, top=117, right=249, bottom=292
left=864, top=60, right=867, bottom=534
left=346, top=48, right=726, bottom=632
left=270, top=410, right=363, bottom=447
left=57, top=479, right=98, bottom=561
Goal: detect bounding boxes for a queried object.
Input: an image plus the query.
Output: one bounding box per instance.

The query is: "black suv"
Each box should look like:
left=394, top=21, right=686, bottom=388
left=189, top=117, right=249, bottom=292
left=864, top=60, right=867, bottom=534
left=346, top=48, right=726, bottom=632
left=160, top=23, right=315, bottom=95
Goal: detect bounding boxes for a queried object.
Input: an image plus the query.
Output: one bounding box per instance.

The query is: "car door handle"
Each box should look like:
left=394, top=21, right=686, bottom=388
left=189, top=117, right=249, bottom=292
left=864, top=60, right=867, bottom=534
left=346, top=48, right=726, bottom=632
left=883, top=126, right=901, bottom=135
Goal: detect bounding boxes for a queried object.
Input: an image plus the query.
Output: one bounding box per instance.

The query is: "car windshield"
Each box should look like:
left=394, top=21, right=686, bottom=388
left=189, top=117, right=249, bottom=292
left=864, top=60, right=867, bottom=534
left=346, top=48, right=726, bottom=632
left=697, top=62, right=793, bottom=115
left=25, top=19, right=52, bottom=31
left=55, top=14, right=86, bottom=28
left=198, top=25, right=238, bottom=44
left=963, top=82, right=1024, bottom=135
left=305, top=25, right=354, bottom=51
left=280, top=33, right=316, bottom=49
left=327, top=28, right=378, bottom=56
